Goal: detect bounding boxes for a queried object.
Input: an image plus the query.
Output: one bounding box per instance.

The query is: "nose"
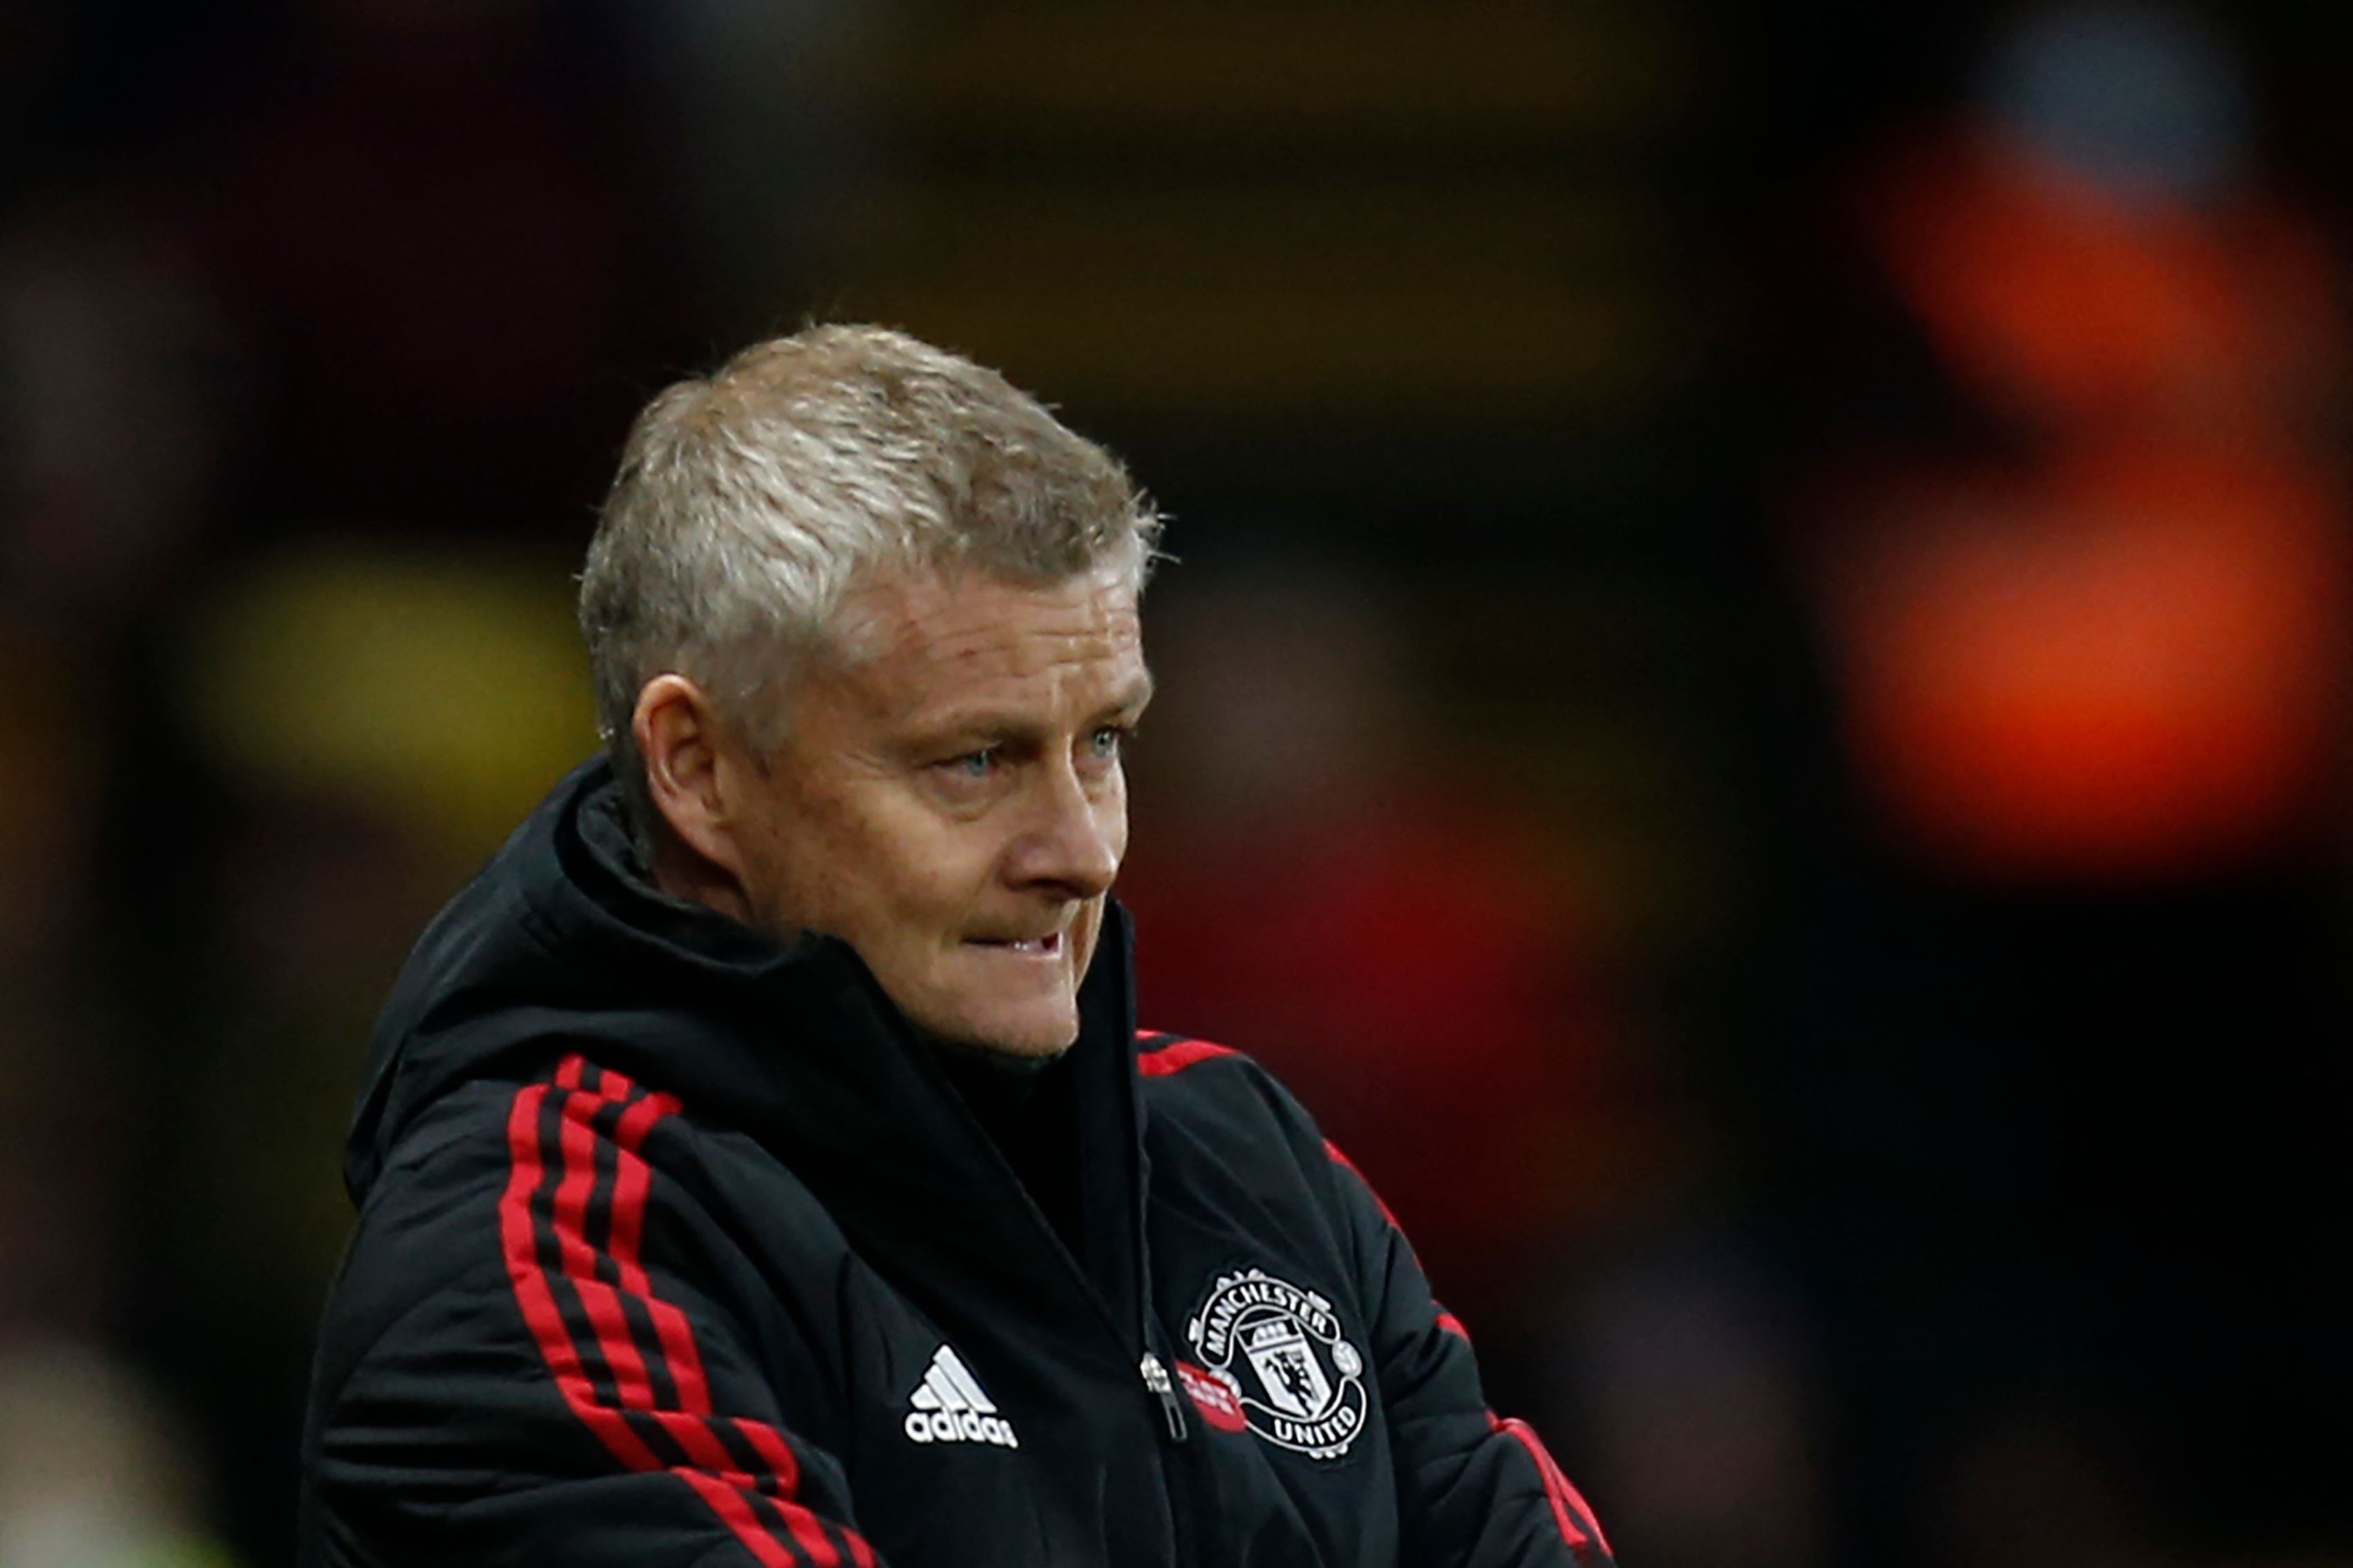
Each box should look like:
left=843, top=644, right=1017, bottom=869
left=1006, top=758, right=1123, bottom=900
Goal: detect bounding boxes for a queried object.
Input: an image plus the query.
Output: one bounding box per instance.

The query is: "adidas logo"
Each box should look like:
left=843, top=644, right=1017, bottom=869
left=902, top=1345, right=1019, bottom=1448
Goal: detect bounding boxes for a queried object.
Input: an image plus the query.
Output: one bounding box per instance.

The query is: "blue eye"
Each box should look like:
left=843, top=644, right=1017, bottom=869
left=944, top=748, right=998, bottom=779
left=1087, top=726, right=1127, bottom=760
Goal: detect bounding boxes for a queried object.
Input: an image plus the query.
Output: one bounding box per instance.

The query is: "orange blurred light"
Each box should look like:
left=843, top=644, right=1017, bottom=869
left=1870, top=128, right=2339, bottom=426
left=1829, top=443, right=2345, bottom=879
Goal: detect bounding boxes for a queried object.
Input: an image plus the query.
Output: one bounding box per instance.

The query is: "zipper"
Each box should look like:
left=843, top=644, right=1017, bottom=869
left=1141, top=1344, right=1203, bottom=1568
left=1138, top=1351, right=1190, bottom=1442
left=1127, top=1016, right=1203, bottom=1565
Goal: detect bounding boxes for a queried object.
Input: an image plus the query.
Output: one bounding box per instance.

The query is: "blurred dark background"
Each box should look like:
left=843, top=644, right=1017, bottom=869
left=1, top=2, right=2348, bottom=1565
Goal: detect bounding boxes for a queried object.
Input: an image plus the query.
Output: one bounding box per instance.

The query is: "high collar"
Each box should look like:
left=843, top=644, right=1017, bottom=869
left=352, top=758, right=1154, bottom=1348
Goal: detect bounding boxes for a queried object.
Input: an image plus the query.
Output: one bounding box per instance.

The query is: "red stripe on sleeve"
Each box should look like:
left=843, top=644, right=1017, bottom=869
left=1136, top=1036, right=1241, bottom=1076
left=676, top=1471, right=801, bottom=1568
left=1321, top=1138, right=1406, bottom=1232
left=501, top=1061, right=878, bottom=1568
left=731, top=1420, right=806, bottom=1497
left=1493, top=1414, right=1612, bottom=1559
left=549, top=1086, right=771, bottom=1491
left=607, top=1089, right=714, bottom=1416
left=499, top=1082, right=665, bottom=1472
left=552, top=1092, right=659, bottom=1408
left=1434, top=1310, right=1473, bottom=1342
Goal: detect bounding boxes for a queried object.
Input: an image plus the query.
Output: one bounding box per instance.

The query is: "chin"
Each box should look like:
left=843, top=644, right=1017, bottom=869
left=925, top=1000, right=1080, bottom=1059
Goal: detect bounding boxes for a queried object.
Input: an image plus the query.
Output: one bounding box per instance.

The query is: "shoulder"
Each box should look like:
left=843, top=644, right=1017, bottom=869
left=1135, top=1029, right=1306, bottom=1127
left=1134, top=1030, right=1356, bottom=1208
left=354, top=1051, right=824, bottom=1238
left=321, top=1054, right=841, bottom=1402
left=1134, top=1030, right=1247, bottom=1075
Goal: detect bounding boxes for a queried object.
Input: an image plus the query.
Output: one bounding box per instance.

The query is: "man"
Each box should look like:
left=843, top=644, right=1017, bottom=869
left=298, top=325, right=1614, bottom=1566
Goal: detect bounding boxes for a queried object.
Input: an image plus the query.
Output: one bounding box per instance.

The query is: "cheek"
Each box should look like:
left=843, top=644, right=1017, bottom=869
left=740, top=785, right=893, bottom=933
left=846, top=800, right=1001, bottom=929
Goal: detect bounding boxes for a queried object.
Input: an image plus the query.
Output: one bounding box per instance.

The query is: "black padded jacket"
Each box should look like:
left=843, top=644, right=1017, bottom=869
left=296, top=761, right=1616, bottom=1567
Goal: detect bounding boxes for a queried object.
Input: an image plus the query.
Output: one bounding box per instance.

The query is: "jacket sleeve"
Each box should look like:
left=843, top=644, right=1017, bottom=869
left=1324, top=1140, right=1615, bottom=1568
left=302, top=1062, right=884, bottom=1568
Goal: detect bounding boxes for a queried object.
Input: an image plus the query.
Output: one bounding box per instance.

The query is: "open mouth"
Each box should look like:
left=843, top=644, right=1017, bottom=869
left=969, top=932, right=1063, bottom=956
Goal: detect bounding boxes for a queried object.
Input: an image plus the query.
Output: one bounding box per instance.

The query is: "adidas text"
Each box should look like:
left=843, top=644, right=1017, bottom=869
left=904, top=1408, right=1019, bottom=1448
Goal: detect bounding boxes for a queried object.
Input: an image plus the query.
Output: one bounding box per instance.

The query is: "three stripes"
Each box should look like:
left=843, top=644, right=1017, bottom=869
left=499, top=1054, right=877, bottom=1568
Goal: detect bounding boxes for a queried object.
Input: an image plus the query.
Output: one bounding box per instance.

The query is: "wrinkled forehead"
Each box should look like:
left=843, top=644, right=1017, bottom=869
left=821, top=559, right=1131, bottom=655
left=816, top=561, right=1149, bottom=718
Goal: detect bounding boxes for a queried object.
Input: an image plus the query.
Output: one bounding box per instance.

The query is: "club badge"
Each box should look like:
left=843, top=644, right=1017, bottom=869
left=1185, top=1268, right=1368, bottom=1459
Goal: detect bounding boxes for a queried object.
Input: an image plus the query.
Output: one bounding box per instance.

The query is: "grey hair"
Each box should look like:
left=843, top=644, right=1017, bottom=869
left=579, top=324, right=1164, bottom=845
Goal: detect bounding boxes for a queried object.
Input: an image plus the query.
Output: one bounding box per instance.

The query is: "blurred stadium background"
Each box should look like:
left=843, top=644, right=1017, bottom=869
left=1, top=1, right=2348, bottom=1565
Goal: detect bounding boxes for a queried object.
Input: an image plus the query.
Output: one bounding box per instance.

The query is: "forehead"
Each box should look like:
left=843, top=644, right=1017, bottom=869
left=822, top=565, right=1146, bottom=720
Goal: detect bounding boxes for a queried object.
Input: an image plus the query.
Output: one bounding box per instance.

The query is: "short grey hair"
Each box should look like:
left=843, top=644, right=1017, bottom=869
left=579, top=325, right=1163, bottom=842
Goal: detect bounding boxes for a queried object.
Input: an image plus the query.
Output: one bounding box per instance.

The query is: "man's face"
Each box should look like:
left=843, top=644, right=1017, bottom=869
left=728, top=564, right=1150, bottom=1056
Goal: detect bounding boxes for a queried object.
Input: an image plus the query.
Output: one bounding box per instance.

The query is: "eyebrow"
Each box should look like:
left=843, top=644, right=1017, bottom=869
left=906, top=672, right=1156, bottom=749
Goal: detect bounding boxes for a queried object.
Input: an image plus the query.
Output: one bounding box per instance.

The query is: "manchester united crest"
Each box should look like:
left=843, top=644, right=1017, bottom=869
left=1186, top=1268, right=1368, bottom=1459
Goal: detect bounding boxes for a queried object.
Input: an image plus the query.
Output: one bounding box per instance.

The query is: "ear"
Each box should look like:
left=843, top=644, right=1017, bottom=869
left=633, top=674, right=749, bottom=882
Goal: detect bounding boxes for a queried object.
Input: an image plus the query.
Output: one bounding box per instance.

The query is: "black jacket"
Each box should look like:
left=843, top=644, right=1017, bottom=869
left=298, top=763, right=1615, bottom=1567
